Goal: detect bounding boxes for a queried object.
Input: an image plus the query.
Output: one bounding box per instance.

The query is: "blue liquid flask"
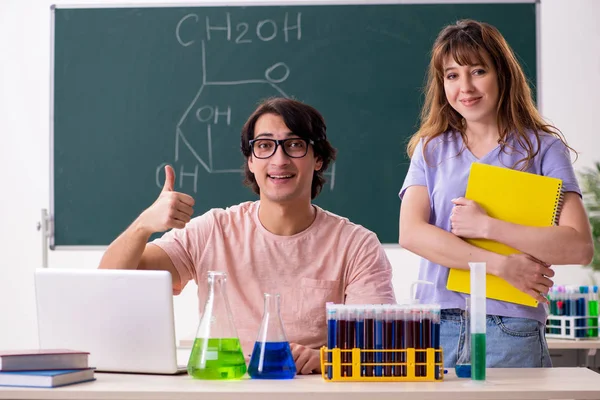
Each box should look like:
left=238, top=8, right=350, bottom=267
left=248, top=293, right=296, bottom=379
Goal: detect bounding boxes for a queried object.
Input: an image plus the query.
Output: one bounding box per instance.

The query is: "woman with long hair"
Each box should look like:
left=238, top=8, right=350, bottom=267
left=399, top=19, right=593, bottom=367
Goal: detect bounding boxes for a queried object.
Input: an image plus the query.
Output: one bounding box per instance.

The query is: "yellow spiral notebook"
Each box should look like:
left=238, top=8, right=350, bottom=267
left=446, top=162, right=564, bottom=307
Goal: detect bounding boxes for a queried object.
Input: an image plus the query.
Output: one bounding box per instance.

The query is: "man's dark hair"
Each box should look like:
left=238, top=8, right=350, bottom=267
left=240, top=97, right=337, bottom=199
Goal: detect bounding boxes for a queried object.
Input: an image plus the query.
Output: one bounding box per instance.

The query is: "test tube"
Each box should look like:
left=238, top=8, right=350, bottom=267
left=403, top=306, right=418, bottom=376
left=547, top=287, right=554, bottom=334
left=431, top=304, right=441, bottom=379
left=566, top=287, right=574, bottom=336
left=355, top=306, right=365, bottom=376
left=552, top=287, right=560, bottom=334
left=413, top=305, right=424, bottom=377
left=346, top=307, right=356, bottom=377
left=399, top=305, right=409, bottom=377
left=578, top=287, right=586, bottom=338
left=557, top=286, right=565, bottom=335
left=590, top=286, right=599, bottom=337
left=383, top=305, right=395, bottom=377
left=393, top=305, right=404, bottom=377
left=364, top=307, right=375, bottom=377
left=374, top=306, right=384, bottom=377
left=469, top=262, right=486, bottom=381
left=326, top=304, right=337, bottom=380
left=421, top=305, right=432, bottom=378
left=337, top=307, right=348, bottom=377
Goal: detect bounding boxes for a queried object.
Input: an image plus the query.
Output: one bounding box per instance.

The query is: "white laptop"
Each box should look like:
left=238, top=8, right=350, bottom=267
left=35, top=268, right=188, bottom=374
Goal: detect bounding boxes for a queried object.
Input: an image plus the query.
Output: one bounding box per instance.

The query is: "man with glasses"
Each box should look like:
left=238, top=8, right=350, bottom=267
left=99, top=97, right=396, bottom=374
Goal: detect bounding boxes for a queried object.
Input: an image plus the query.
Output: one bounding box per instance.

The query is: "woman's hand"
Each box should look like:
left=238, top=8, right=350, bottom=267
left=450, top=197, right=491, bottom=239
left=496, top=254, right=554, bottom=304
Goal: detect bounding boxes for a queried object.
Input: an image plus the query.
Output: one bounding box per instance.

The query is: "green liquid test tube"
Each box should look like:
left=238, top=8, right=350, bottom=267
left=471, top=333, right=486, bottom=381
left=469, top=262, right=486, bottom=382
left=588, top=286, right=598, bottom=338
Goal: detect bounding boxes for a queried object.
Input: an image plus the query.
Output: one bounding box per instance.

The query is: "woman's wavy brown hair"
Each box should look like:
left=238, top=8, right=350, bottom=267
left=407, top=19, right=574, bottom=168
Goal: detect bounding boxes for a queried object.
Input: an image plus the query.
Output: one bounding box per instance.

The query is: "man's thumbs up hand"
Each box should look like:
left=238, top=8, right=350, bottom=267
left=138, top=165, right=195, bottom=234
left=162, top=164, right=175, bottom=192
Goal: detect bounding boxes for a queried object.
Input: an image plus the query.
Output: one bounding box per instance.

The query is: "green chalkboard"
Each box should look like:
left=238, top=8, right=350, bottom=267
left=52, top=2, right=537, bottom=247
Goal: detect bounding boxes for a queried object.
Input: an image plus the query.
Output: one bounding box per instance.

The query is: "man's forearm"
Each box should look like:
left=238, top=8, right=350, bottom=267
left=98, top=218, right=153, bottom=270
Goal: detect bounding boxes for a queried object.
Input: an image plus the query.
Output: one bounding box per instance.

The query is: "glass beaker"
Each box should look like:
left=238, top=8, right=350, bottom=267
left=248, top=293, right=296, bottom=379
left=187, top=271, right=247, bottom=380
left=455, top=297, right=472, bottom=378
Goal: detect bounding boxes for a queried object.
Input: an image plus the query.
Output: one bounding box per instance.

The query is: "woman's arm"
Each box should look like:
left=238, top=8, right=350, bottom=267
left=401, top=185, right=554, bottom=303
left=450, top=192, right=594, bottom=265
left=400, top=186, right=504, bottom=272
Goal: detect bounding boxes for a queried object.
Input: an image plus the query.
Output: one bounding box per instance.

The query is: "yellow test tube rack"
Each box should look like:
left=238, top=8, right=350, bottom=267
left=320, top=347, right=444, bottom=382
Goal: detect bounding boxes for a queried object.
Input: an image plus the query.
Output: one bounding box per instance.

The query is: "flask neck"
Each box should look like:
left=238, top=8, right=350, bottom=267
left=207, top=271, right=227, bottom=291
left=196, top=271, right=238, bottom=340
left=205, top=271, right=228, bottom=306
left=256, top=293, right=288, bottom=343
left=263, top=293, right=281, bottom=315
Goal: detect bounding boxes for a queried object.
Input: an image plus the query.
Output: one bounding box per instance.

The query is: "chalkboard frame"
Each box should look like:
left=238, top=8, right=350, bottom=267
left=49, top=0, right=540, bottom=249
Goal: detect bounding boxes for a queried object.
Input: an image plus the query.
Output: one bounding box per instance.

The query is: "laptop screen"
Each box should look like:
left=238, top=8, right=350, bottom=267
left=35, top=268, right=185, bottom=374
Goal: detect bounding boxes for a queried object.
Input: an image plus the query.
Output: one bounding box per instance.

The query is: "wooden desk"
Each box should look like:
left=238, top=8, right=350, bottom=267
left=547, top=338, right=600, bottom=350
left=547, top=338, right=600, bottom=368
left=1, top=368, right=599, bottom=400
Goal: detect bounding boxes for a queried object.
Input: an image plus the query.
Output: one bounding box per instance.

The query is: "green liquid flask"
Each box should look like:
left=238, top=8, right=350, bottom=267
left=187, top=271, right=247, bottom=379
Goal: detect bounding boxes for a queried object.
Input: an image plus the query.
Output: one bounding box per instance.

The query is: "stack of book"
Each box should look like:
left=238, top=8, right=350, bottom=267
left=0, top=349, right=94, bottom=388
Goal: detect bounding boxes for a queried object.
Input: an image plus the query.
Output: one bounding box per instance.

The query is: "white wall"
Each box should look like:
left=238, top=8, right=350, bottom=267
left=0, top=0, right=599, bottom=350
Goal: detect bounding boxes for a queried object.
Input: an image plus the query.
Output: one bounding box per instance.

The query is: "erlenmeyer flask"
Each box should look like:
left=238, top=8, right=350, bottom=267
left=187, top=271, right=247, bottom=379
left=248, top=293, right=296, bottom=379
left=455, top=297, right=472, bottom=378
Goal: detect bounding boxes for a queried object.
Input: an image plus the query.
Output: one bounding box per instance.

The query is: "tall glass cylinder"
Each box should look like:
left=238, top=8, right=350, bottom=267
left=469, top=262, right=486, bottom=381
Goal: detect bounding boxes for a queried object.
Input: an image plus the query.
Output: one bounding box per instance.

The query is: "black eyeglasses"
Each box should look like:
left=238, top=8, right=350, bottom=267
left=249, top=138, right=315, bottom=159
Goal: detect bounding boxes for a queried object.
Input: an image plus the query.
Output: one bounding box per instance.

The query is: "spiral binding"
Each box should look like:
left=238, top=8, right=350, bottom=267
left=552, top=185, right=565, bottom=226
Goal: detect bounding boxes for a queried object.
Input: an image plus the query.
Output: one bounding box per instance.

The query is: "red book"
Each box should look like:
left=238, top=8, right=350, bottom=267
left=0, top=349, right=89, bottom=371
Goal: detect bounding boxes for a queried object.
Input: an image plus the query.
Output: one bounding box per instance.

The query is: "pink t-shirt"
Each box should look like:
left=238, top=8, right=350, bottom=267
left=151, top=201, right=396, bottom=357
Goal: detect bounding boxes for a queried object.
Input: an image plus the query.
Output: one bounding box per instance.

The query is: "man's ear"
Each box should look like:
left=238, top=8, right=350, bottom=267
left=247, top=156, right=254, bottom=174
left=314, top=157, right=323, bottom=172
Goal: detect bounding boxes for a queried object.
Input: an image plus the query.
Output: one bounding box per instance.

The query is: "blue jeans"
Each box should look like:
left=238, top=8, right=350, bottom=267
left=441, top=309, right=552, bottom=368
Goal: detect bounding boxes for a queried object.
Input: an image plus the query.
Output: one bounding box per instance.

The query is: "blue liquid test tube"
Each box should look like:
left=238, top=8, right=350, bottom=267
left=578, top=287, right=587, bottom=338
left=431, top=304, right=441, bottom=379
left=326, top=304, right=337, bottom=380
